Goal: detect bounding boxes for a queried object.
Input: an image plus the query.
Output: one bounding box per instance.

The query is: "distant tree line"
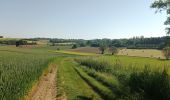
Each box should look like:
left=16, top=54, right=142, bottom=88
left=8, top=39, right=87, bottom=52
left=49, top=36, right=167, bottom=49
left=1, top=36, right=168, bottom=50
left=0, top=39, right=37, bottom=46
left=50, top=38, right=86, bottom=47
left=25, top=38, right=50, bottom=41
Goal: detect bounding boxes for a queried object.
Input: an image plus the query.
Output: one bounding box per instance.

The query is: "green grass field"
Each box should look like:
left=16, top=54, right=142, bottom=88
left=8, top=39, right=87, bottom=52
left=56, top=58, right=102, bottom=100
left=94, top=55, right=170, bottom=71
left=53, top=50, right=170, bottom=100
left=1, top=46, right=170, bottom=100
left=0, top=46, right=100, bottom=100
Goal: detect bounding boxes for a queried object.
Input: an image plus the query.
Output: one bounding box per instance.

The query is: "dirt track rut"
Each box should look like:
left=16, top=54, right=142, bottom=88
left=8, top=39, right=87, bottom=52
left=29, top=64, right=57, bottom=100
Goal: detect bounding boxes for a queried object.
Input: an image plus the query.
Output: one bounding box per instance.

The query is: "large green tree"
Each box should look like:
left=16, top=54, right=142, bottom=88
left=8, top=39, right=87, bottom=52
left=151, top=0, right=170, bottom=34
left=109, top=46, right=118, bottom=55
left=99, top=40, right=107, bottom=54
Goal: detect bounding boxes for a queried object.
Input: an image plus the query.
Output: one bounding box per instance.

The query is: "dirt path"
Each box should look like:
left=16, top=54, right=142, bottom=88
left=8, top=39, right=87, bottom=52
left=27, top=63, right=57, bottom=100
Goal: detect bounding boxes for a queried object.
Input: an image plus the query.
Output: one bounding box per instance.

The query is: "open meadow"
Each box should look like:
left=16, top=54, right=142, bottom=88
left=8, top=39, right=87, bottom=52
left=55, top=49, right=170, bottom=100
left=118, top=49, right=164, bottom=59
left=1, top=45, right=170, bottom=100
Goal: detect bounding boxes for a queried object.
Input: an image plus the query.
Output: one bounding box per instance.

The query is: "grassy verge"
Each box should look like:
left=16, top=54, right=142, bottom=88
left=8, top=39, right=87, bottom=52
left=75, top=56, right=170, bottom=100
left=80, top=67, right=125, bottom=97
left=56, top=58, right=102, bottom=100
left=74, top=67, right=116, bottom=100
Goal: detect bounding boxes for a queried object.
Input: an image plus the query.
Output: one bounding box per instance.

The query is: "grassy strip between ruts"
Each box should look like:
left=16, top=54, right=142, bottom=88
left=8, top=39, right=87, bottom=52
left=80, top=66, right=125, bottom=98
left=56, top=57, right=102, bottom=100
left=74, top=66, right=116, bottom=100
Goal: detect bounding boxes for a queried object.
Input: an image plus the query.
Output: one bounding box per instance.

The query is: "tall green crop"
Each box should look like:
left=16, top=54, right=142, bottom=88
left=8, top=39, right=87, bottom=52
left=0, top=48, right=55, bottom=100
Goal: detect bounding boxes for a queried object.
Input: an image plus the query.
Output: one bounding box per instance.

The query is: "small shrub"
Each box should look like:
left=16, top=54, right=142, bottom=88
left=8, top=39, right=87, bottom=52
left=57, top=48, right=60, bottom=51
left=72, top=44, right=77, bottom=49
left=99, top=42, right=107, bottom=54
left=109, top=46, right=118, bottom=55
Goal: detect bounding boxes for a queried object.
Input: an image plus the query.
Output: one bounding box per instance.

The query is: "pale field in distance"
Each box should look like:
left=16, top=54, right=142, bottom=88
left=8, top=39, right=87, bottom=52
left=118, top=49, right=164, bottom=59
left=68, top=47, right=164, bottom=59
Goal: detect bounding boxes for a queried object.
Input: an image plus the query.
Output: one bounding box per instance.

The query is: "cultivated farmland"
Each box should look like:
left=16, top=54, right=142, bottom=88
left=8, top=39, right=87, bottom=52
left=1, top=45, right=170, bottom=100
left=1, top=0, right=170, bottom=100
left=0, top=46, right=57, bottom=100
left=69, top=47, right=164, bottom=58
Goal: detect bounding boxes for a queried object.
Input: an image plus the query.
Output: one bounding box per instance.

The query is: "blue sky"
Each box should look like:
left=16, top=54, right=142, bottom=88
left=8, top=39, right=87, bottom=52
left=0, top=0, right=167, bottom=39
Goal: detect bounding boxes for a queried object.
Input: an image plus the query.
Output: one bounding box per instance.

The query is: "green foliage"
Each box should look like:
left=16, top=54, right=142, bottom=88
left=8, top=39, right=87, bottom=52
left=78, top=41, right=87, bottom=47
left=16, top=40, right=27, bottom=47
left=151, top=0, right=170, bottom=34
left=83, top=37, right=165, bottom=49
left=0, top=39, right=37, bottom=46
left=72, top=44, right=78, bottom=49
left=5, top=36, right=165, bottom=49
left=165, top=36, right=170, bottom=46
left=129, top=67, right=170, bottom=100
left=150, top=0, right=167, bottom=13
left=99, top=41, right=107, bottom=54
left=109, top=46, right=118, bottom=55
left=57, top=48, right=60, bottom=50
left=75, top=56, right=170, bottom=100
left=1, top=36, right=165, bottom=49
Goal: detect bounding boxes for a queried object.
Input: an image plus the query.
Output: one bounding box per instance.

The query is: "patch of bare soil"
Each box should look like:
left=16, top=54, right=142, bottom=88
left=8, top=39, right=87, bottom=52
left=27, top=64, right=57, bottom=100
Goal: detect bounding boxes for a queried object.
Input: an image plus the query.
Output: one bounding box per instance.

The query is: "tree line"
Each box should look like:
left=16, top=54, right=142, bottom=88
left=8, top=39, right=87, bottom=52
left=0, top=39, right=37, bottom=46
left=50, top=36, right=167, bottom=49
